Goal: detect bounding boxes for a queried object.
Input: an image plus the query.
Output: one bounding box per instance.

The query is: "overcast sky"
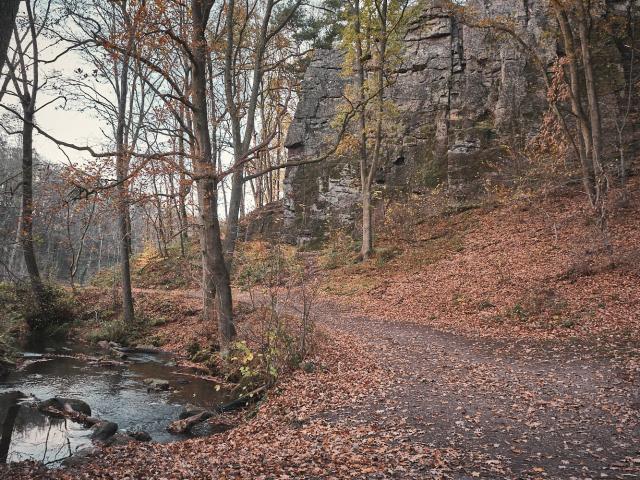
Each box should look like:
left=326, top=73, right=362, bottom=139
left=33, top=51, right=104, bottom=166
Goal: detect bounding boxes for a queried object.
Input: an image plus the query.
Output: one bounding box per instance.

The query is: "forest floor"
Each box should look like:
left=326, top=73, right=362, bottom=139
left=3, top=185, right=640, bottom=479
left=6, top=289, right=638, bottom=479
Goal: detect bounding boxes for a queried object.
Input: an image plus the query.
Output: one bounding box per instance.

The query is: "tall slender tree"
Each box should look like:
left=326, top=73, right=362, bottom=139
left=4, top=0, right=49, bottom=302
left=223, top=0, right=303, bottom=267
left=191, top=0, right=234, bottom=351
left=341, top=0, right=408, bottom=259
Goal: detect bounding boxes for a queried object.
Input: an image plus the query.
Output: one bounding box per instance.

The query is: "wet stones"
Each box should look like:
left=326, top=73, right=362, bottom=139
left=190, top=420, right=234, bottom=437
left=0, top=359, right=15, bottom=378
left=143, top=378, right=170, bottom=391
left=178, top=403, right=209, bottom=419
left=38, top=397, right=92, bottom=416
left=90, top=421, right=119, bottom=442
left=126, top=429, right=152, bottom=442
left=167, top=410, right=212, bottom=435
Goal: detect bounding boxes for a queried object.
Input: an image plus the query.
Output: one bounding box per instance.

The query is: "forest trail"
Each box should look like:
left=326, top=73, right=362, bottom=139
left=128, top=286, right=640, bottom=478
left=312, top=297, right=640, bottom=479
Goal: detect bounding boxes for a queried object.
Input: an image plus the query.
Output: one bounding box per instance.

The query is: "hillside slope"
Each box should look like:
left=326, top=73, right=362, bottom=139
left=320, top=184, right=640, bottom=349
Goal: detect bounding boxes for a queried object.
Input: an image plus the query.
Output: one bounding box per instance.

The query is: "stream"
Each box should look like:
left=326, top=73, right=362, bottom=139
left=0, top=342, right=230, bottom=465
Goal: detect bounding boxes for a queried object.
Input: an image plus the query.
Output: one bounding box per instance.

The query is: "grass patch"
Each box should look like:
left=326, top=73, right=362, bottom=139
left=318, top=231, right=358, bottom=270
left=77, top=287, right=192, bottom=347
left=84, top=313, right=164, bottom=346
left=85, top=319, right=132, bottom=345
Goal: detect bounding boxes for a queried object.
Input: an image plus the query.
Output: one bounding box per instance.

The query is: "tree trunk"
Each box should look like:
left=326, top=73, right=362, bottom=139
left=8, top=214, right=22, bottom=278
left=115, top=51, right=135, bottom=324
left=178, top=101, right=189, bottom=251
left=361, top=183, right=373, bottom=258
left=353, top=0, right=379, bottom=260
left=20, top=107, right=44, bottom=300
left=224, top=158, right=243, bottom=266
left=553, top=6, right=596, bottom=204
left=223, top=0, right=276, bottom=268
left=577, top=5, right=605, bottom=210
left=191, top=0, right=235, bottom=353
left=117, top=184, right=134, bottom=323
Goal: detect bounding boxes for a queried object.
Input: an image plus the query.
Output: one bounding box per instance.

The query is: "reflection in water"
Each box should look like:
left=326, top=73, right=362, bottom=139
left=0, top=347, right=231, bottom=465
left=0, top=391, right=90, bottom=465
left=0, top=391, right=20, bottom=463
left=1, top=403, right=91, bottom=465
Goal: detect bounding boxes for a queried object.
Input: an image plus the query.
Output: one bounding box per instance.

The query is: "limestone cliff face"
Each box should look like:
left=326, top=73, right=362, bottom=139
left=280, top=0, right=619, bottom=244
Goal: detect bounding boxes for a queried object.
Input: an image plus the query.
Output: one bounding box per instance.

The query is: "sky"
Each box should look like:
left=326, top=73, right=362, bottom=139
left=2, top=17, right=103, bottom=168
left=33, top=51, right=104, bottom=166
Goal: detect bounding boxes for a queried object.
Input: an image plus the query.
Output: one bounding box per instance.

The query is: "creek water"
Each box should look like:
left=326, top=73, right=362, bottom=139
left=0, top=343, right=230, bottom=465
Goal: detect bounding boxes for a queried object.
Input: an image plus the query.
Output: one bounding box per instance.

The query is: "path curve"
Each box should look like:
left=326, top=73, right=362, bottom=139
left=315, top=298, right=640, bottom=479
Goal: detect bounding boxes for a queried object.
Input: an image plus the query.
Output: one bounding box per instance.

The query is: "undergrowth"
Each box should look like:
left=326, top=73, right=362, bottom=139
left=92, top=242, right=199, bottom=290
left=227, top=242, right=317, bottom=392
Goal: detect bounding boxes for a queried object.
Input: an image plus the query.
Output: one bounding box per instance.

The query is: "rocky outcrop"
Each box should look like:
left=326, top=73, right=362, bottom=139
left=283, top=49, right=357, bottom=244
left=239, top=200, right=284, bottom=242
left=282, top=0, right=557, bottom=243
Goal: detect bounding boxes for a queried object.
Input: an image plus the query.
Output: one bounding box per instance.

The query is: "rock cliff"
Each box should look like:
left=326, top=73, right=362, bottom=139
left=281, top=0, right=633, bottom=244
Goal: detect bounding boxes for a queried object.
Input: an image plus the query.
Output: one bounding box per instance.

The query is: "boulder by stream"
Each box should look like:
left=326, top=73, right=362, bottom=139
left=0, top=359, right=15, bottom=378
left=143, top=378, right=170, bottom=391
left=90, top=421, right=119, bottom=442
left=38, top=397, right=92, bottom=416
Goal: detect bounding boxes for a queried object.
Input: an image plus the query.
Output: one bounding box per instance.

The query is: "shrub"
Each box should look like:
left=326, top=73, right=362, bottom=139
left=226, top=321, right=301, bottom=392
left=234, top=242, right=302, bottom=289
left=319, top=230, right=357, bottom=270
left=85, top=319, right=133, bottom=345
left=230, top=242, right=318, bottom=391
left=15, top=283, right=76, bottom=335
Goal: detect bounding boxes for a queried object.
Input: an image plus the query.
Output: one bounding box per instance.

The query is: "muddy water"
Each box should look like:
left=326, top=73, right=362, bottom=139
left=0, top=345, right=230, bottom=465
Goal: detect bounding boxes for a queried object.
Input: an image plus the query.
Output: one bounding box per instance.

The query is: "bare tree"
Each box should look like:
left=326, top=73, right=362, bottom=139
left=3, top=0, right=50, bottom=302
left=62, top=0, right=162, bottom=322
left=223, top=0, right=303, bottom=266
left=191, top=0, right=235, bottom=351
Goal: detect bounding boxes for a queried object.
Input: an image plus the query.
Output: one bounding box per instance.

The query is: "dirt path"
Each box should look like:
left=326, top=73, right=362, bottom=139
left=132, top=286, right=639, bottom=478
left=314, top=299, right=640, bottom=479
